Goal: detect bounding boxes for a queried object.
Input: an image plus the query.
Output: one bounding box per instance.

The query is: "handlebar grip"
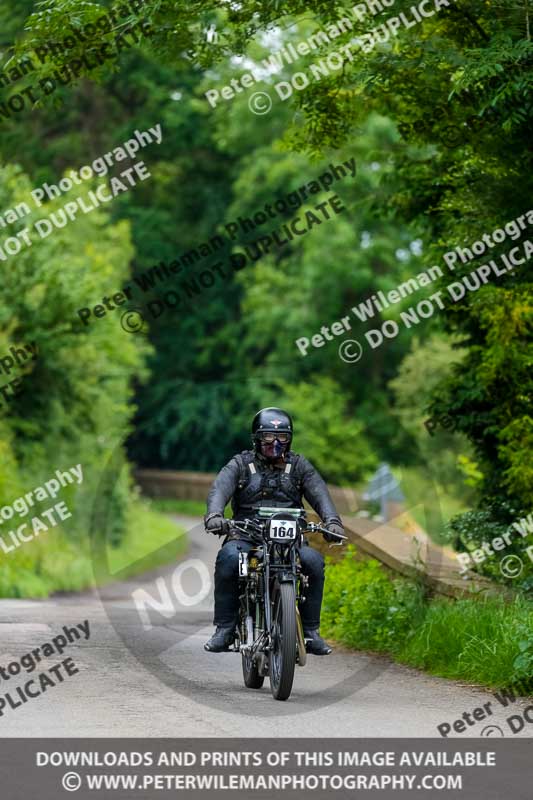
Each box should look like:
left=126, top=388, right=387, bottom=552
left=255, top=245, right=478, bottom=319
left=312, top=523, right=348, bottom=540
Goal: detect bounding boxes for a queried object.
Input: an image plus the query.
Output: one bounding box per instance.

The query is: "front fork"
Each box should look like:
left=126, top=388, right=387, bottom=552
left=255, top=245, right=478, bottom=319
left=295, top=604, right=307, bottom=667
left=268, top=557, right=308, bottom=668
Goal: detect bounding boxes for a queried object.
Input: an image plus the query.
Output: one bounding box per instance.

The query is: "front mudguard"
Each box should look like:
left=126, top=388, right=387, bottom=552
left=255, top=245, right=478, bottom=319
left=276, top=570, right=295, bottom=583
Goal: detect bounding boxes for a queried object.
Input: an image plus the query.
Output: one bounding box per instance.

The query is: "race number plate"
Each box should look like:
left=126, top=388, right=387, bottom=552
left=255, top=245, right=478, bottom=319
left=269, top=520, right=297, bottom=540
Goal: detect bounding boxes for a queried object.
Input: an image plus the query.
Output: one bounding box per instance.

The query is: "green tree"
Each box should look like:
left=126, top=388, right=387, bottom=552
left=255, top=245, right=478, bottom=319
left=389, top=334, right=474, bottom=495
left=7, top=0, right=531, bottom=514
left=281, top=375, right=377, bottom=484
left=0, top=162, right=149, bottom=543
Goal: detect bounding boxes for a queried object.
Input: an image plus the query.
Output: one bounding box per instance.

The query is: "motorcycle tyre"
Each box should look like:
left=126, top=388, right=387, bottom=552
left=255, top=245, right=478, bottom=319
left=270, top=582, right=297, bottom=701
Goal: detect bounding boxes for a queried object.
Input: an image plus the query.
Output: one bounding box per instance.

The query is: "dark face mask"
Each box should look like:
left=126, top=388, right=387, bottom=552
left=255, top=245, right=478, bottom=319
left=260, top=439, right=287, bottom=460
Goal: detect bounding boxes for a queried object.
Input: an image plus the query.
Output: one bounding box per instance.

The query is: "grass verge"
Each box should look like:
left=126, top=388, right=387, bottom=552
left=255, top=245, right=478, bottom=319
left=0, top=502, right=187, bottom=598
left=150, top=498, right=207, bottom=517
left=322, top=546, right=533, bottom=691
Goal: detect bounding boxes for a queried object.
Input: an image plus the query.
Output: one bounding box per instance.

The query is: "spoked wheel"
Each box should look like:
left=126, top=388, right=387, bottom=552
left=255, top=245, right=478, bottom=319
left=242, top=651, right=264, bottom=689
left=269, top=582, right=297, bottom=701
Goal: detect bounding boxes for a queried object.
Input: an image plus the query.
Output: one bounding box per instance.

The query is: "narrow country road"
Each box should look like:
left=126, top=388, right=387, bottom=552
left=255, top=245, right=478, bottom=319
left=0, top=515, right=529, bottom=738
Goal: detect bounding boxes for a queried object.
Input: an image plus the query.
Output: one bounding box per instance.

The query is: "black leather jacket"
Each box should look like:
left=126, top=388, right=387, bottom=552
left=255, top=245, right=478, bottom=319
left=206, top=450, right=342, bottom=525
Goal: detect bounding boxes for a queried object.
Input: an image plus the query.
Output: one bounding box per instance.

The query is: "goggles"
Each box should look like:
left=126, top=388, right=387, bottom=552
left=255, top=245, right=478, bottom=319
left=258, top=432, right=291, bottom=443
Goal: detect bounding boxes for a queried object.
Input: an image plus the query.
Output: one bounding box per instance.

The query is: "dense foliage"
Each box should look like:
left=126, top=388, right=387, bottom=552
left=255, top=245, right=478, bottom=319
left=0, top=162, right=149, bottom=546
left=0, top=0, right=531, bottom=584
left=322, top=547, right=533, bottom=688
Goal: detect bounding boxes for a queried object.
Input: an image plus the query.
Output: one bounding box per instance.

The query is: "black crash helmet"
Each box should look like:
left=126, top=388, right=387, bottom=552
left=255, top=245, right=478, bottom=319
left=251, top=407, right=293, bottom=450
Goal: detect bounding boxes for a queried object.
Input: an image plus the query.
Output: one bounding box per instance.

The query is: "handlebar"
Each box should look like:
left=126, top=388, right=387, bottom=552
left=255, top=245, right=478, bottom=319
left=227, top=518, right=347, bottom=543
left=306, top=521, right=348, bottom=542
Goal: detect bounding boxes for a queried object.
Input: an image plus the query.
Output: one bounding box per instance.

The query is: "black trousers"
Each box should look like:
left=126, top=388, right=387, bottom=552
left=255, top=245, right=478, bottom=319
left=213, top=539, right=325, bottom=630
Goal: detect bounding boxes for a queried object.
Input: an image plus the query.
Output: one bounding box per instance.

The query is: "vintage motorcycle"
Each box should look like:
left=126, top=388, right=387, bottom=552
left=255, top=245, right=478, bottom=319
left=228, top=507, right=346, bottom=701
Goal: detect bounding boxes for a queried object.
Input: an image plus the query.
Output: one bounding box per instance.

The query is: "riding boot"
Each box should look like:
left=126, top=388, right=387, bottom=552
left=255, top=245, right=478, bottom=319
left=304, top=628, right=332, bottom=655
left=204, top=625, right=236, bottom=652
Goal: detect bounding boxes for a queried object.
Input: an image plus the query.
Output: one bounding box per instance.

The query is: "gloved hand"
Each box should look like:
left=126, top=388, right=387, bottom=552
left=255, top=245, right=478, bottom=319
left=204, top=513, right=230, bottom=536
left=323, top=521, right=344, bottom=543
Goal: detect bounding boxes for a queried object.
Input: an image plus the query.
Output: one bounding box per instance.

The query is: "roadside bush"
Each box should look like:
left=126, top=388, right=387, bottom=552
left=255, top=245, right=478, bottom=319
left=400, top=595, right=533, bottom=687
left=443, top=502, right=533, bottom=591
left=322, top=545, right=425, bottom=651
left=0, top=503, right=186, bottom=598
left=322, top=546, right=533, bottom=690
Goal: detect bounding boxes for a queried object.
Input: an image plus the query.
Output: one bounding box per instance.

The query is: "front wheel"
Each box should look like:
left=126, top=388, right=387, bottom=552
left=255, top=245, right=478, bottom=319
left=270, top=582, right=297, bottom=701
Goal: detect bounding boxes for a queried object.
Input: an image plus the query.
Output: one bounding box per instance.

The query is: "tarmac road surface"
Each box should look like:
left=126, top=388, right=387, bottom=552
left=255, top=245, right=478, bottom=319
left=0, top=515, right=530, bottom=738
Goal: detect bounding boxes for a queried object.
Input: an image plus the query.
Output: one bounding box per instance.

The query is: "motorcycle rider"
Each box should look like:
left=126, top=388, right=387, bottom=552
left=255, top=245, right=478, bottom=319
left=203, top=407, right=345, bottom=655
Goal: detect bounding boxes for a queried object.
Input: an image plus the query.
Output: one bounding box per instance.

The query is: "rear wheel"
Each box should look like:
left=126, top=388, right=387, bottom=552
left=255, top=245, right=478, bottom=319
left=241, top=606, right=264, bottom=689
left=269, top=582, right=297, bottom=701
